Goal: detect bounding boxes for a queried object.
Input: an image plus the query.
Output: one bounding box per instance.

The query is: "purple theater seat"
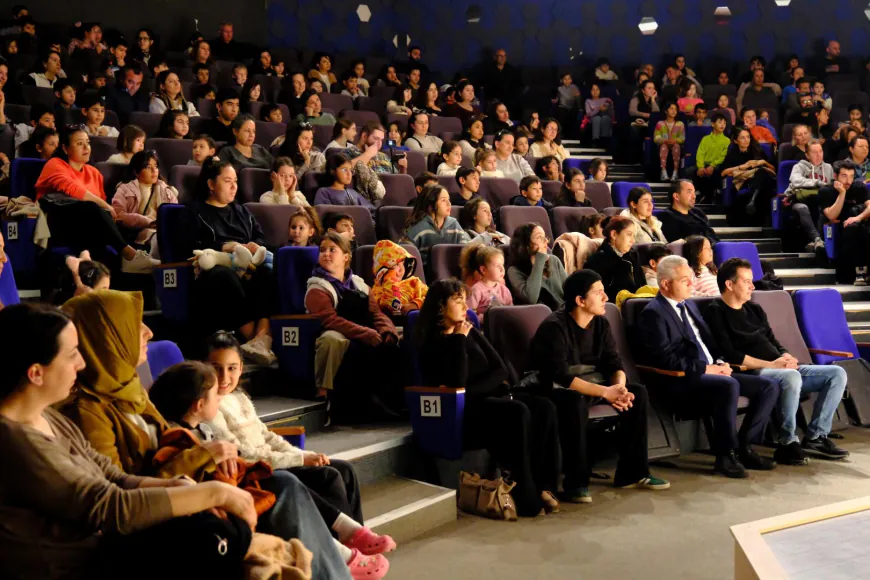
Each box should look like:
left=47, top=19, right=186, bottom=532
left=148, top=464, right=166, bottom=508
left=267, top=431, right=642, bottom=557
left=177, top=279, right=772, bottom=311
left=314, top=205, right=376, bottom=245
left=380, top=173, right=417, bottom=206
left=244, top=202, right=298, bottom=249
left=377, top=205, right=412, bottom=242
left=478, top=177, right=520, bottom=211
left=713, top=241, right=763, bottom=281
left=169, top=164, right=201, bottom=204
left=793, top=288, right=859, bottom=365
left=89, top=136, right=118, bottom=164
left=552, top=206, right=597, bottom=237
left=611, top=181, right=650, bottom=207
left=238, top=168, right=272, bottom=204
left=499, top=206, right=552, bottom=242
left=146, top=137, right=194, bottom=170
left=255, top=121, right=287, bottom=148
left=429, top=244, right=465, bottom=282
left=128, top=111, right=163, bottom=137
left=585, top=181, right=612, bottom=211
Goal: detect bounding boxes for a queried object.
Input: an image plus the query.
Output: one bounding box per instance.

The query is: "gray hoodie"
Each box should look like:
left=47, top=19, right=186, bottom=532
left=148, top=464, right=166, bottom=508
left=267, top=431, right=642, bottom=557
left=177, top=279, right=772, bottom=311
left=786, top=159, right=833, bottom=195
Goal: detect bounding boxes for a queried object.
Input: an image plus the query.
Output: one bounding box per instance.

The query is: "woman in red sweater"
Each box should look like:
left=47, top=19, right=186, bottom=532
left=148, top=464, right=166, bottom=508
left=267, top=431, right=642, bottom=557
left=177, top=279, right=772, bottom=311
left=35, top=126, right=157, bottom=273
left=304, top=232, right=401, bottom=419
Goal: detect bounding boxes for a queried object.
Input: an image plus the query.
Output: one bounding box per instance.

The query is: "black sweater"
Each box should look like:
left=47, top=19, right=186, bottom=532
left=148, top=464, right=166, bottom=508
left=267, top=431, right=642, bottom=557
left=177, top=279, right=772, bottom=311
left=528, top=310, right=624, bottom=389
left=419, top=329, right=509, bottom=397
left=189, top=201, right=266, bottom=251
left=582, top=243, right=646, bottom=302
left=658, top=207, right=720, bottom=243
left=703, top=298, right=786, bottom=364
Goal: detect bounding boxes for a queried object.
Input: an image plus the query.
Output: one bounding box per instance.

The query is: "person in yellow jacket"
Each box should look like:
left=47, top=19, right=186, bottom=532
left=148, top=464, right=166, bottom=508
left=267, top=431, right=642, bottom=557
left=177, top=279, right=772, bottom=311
left=370, top=240, right=428, bottom=316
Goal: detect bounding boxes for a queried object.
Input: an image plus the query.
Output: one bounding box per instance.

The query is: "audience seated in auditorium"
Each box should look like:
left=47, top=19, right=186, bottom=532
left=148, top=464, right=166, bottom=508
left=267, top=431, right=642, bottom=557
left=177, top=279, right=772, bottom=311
left=190, top=135, right=216, bottom=166
left=741, top=107, right=775, bottom=145
left=493, top=131, right=534, bottom=183
left=629, top=81, right=660, bottom=135
left=344, top=121, right=408, bottom=203
left=530, top=269, right=670, bottom=502
left=75, top=94, right=117, bottom=139
left=535, top=155, right=562, bottom=182
left=460, top=197, right=510, bottom=246
left=386, top=85, right=414, bottom=116
left=683, top=235, right=719, bottom=297
left=459, top=116, right=489, bottom=159
left=787, top=124, right=812, bottom=162
left=704, top=258, right=849, bottom=462
left=251, top=113, right=294, bottom=170
left=654, top=103, right=685, bottom=181
left=446, top=80, right=483, bottom=129
left=587, top=158, right=609, bottom=186
left=736, top=68, right=781, bottom=112
left=35, top=126, right=157, bottom=273
left=187, top=158, right=277, bottom=363
left=841, top=135, right=870, bottom=181
left=513, top=132, right=532, bottom=157
left=369, top=239, right=427, bottom=318
left=480, top=48, right=523, bottom=114
left=642, top=244, right=672, bottom=288
left=19, top=125, right=59, bottom=160
left=404, top=184, right=470, bottom=267
left=583, top=83, right=614, bottom=143
left=485, top=101, right=515, bottom=135
left=688, top=113, right=729, bottom=201
left=554, top=73, right=581, bottom=127
left=819, top=160, right=870, bottom=285
left=511, top=175, right=553, bottom=213
left=688, top=104, right=710, bottom=128
left=277, top=72, right=308, bottom=118
left=149, top=70, right=199, bottom=117
left=449, top=167, right=477, bottom=205
left=295, top=91, right=336, bottom=127
left=202, top=89, right=240, bottom=145
left=218, top=114, right=274, bottom=172
left=554, top=168, right=591, bottom=208
left=620, top=187, right=665, bottom=243
left=277, top=122, right=326, bottom=178
left=308, top=53, right=337, bottom=93
left=378, top=65, right=402, bottom=88
left=786, top=93, right=819, bottom=130
left=261, top=104, right=284, bottom=124
left=405, top=112, right=443, bottom=155
left=435, top=141, right=462, bottom=177
left=638, top=255, right=780, bottom=479
left=677, top=82, right=703, bottom=116
left=111, top=150, right=178, bottom=258
left=712, top=94, right=736, bottom=126
left=251, top=49, right=277, bottom=77
left=107, top=65, right=149, bottom=126
left=156, top=110, right=190, bottom=139
left=324, top=119, right=357, bottom=152
left=784, top=141, right=831, bottom=252
left=583, top=216, right=646, bottom=301
left=240, top=80, right=263, bottom=114
left=314, top=152, right=375, bottom=215
left=24, top=49, right=64, bottom=88
left=658, top=179, right=720, bottom=243
left=463, top=245, right=512, bottom=322
left=530, top=118, right=569, bottom=163
left=286, top=207, right=321, bottom=247
left=475, top=149, right=504, bottom=178
left=415, top=82, right=442, bottom=116
left=811, top=80, right=833, bottom=111
left=508, top=222, right=566, bottom=309
left=720, top=127, right=777, bottom=217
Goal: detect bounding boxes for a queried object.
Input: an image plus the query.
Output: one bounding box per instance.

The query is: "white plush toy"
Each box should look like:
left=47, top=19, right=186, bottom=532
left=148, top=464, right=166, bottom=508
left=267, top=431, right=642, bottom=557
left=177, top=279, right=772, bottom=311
left=193, top=245, right=267, bottom=277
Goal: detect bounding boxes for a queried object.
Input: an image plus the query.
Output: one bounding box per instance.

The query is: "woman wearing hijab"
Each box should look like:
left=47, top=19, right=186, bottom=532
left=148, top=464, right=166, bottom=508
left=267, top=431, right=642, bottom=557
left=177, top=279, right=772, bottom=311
left=61, top=290, right=351, bottom=579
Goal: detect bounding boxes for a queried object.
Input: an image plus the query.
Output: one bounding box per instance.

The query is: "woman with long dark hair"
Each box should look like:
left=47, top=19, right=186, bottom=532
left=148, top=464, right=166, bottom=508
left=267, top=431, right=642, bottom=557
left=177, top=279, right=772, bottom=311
left=619, top=187, right=666, bottom=243
left=459, top=197, right=510, bottom=246
left=583, top=216, right=645, bottom=301
left=404, top=184, right=470, bottom=268
left=507, top=222, right=567, bottom=309
left=720, top=127, right=776, bottom=217
left=416, top=279, right=561, bottom=517
left=277, top=121, right=326, bottom=177
left=554, top=168, right=592, bottom=207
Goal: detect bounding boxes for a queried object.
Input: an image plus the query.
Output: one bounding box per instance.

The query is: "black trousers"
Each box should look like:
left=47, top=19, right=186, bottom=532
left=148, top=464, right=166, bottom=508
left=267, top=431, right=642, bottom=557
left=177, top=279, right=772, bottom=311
left=840, top=223, right=870, bottom=269
left=549, top=384, right=650, bottom=489
left=464, top=392, right=561, bottom=517
left=192, top=265, right=276, bottom=335
left=686, top=165, right=722, bottom=200
left=43, top=199, right=129, bottom=259
left=671, top=373, right=780, bottom=456
left=289, top=458, right=363, bottom=527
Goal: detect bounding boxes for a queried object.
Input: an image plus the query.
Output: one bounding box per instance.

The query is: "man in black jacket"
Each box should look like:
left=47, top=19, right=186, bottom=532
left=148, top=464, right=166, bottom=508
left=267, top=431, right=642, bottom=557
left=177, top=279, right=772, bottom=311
left=658, top=179, right=720, bottom=243
left=528, top=270, right=670, bottom=504
left=106, top=65, right=149, bottom=126
left=818, top=160, right=870, bottom=285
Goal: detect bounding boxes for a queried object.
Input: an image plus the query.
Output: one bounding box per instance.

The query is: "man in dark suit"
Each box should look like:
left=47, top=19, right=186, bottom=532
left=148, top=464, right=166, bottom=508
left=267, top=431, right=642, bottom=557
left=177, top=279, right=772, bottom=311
left=637, top=255, right=780, bottom=478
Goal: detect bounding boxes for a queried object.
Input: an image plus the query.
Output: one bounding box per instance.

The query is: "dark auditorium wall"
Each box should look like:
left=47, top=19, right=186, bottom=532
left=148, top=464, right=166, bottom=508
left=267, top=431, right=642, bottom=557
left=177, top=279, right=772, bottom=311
left=266, top=0, right=870, bottom=75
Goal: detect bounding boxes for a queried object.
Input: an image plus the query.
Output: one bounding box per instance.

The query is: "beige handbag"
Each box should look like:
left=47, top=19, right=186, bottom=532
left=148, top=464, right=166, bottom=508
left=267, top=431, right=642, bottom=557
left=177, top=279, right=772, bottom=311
left=457, top=471, right=518, bottom=521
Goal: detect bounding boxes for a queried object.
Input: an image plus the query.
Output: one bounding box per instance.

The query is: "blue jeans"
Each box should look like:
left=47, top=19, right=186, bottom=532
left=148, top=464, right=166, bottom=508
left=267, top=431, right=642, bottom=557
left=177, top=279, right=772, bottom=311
left=259, top=470, right=351, bottom=580
left=759, top=365, right=847, bottom=444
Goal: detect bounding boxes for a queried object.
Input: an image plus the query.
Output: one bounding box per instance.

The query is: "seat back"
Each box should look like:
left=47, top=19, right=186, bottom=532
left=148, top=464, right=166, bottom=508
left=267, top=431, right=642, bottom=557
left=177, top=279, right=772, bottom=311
left=128, top=112, right=163, bottom=137
left=95, top=162, right=130, bottom=202
left=429, top=243, right=465, bottom=281
left=89, top=136, right=118, bottom=164
left=404, top=149, right=426, bottom=176
left=313, top=205, right=375, bottom=245
left=156, top=203, right=197, bottom=263
left=146, top=340, right=184, bottom=382
left=147, top=137, right=194, bottom=170
left=611, top=182, right=650, bottom=208
left=479, top=177, right=520, bottom=211
left=238, top=167, right=272, bottom=204
left=377, top=205, right=412, bottom=242
left=244, top=202, right=297, bottom=249
left=713, top=241, right=763, bottom=281
left=429, top=116, right=463, bottom=138
left=621, top=297, right=654, bottom=354
left=254, top=121, right=287, bottom=148
left=21, top=86, right=55, bottom=107
left=484, top=304, right=552, bottom=383
left=436, top=175, right=460, bottom=195
left=357, top=96, right=389, bottom=113
left=667, top=239, right=686, bottom=257
left=0, top=257, right=21, bottom=307
left=499, top=206, right=552, bottom=243
left=793, top=288, right=859, bottom=364
left=603, top=303, right=640, bottom=383
left=312, top=124, right=333, bottom=150
left=552, top=206, right=597, bottom=236
left=319, top=93, right=353, bottom=114
left=379, top=173, right=417, bottom=206
left=5, top=104, right=30, bottom=125
left=777, top=159, right=798, bottom=194
left=339, top=109, right=380, bottom=127
left=169, top=164, right=201, bottom=204
left=353, top=243, right=425, bottom=286
left=275, top=246, right=320, bottom=314
left=540, top=180, right=561, bottom=204
left=750, top=290, right=813, bottom=364
left=585, top=181, right=613, bottom=211
left=10, top=158, right=46, bottom=199
left=386, top=113, right=408, bottom=133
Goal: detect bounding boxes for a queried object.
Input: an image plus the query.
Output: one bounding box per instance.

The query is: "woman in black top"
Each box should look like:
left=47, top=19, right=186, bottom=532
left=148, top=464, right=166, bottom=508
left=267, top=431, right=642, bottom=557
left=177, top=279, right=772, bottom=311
left=416, top=280, right=560, bottom=517
left=187, top=157, right=276, bottom=360
left=583, top=216, right=646, bottom=301
left=720, top=127, right=777, bottom=218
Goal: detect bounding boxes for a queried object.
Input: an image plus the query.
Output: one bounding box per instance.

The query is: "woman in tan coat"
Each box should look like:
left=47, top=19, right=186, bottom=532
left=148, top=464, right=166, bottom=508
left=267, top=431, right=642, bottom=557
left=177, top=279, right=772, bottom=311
left=619, top=186, right=667, bottom=244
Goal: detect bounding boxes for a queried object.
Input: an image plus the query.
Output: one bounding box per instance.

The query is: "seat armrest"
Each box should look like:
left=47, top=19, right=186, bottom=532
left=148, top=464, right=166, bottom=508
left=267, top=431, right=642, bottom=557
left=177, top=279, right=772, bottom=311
left=807, top=348, right=853, bottom=358
left=270, top=426, right=306, bottom=436
left=405, top=386, right=467, bottom=394
left=729, top=364, right=748, bottom=371
left=636, top=365, right=686, bottom=377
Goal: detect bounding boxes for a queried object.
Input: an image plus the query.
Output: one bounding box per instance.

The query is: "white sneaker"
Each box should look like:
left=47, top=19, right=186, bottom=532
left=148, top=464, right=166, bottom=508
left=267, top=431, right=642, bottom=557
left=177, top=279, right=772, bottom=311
left=241, top=334, right=278, bottom=366
left=121, top=250, right=159, bottom=274
left=671, top=170, right=680, bottom=181
left=660, top=169, right=669, bottom=181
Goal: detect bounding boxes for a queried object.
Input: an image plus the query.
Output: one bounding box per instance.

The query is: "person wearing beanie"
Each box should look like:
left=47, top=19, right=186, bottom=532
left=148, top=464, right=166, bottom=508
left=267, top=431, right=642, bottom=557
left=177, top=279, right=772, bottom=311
left=527, top=270, right=670, bottom=504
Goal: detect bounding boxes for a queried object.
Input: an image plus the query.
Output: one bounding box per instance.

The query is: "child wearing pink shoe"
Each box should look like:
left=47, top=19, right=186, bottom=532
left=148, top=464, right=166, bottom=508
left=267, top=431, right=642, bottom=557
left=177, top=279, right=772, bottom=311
left=203, top=332, right=396, bottom=578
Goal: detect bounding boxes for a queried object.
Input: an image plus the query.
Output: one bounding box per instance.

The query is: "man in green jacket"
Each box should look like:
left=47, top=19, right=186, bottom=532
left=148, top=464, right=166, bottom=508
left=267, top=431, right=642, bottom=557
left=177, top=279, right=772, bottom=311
left=690, top=113, right=731, bottom=202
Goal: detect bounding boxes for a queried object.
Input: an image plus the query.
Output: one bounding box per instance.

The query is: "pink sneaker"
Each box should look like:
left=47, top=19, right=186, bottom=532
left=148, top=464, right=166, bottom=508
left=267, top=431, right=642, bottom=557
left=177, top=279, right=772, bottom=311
left=347, top=549, right=389, bottom=579
left=344, top=527, right=397, bottom=555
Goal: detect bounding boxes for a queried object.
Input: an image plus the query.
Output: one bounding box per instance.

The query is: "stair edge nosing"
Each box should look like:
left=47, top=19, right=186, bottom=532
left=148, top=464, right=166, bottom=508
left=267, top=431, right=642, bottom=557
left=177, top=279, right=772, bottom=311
left=366, top=487, right=456, bottom=529
left=329, top=432, right=413, bottom=462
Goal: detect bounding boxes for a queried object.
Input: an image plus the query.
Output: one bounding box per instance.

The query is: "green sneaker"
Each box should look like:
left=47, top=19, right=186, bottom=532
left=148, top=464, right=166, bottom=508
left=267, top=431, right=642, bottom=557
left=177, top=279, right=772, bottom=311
left=618, top=476, right=671, bottom=491
left=561, top=487, right=592, bottom=503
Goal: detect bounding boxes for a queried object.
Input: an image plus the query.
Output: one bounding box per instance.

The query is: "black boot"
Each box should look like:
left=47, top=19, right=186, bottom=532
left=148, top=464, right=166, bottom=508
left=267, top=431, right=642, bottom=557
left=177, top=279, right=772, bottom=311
left=745, top=190, right=760, bottom=216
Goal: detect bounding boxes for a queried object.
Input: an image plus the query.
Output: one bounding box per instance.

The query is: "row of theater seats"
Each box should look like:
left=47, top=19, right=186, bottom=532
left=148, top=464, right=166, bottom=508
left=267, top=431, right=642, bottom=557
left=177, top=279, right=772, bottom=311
left=405, top=288, right=862, bottom=460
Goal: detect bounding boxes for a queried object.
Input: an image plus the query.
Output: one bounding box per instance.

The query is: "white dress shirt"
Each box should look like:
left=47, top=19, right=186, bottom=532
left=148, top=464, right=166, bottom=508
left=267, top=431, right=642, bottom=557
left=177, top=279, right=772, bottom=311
left=663, top=295, right=713, bottom=364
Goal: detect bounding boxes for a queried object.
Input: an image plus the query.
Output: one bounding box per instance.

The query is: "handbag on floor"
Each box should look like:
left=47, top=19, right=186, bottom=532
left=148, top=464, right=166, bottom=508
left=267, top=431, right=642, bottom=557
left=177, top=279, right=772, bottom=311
left=457, top=471, right=518, bottom=521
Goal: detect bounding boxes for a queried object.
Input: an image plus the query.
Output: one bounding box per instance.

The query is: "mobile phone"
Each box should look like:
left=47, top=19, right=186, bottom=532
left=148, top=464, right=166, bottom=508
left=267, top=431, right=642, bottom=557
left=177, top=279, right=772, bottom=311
left=387, top=139, right=396, bottom=148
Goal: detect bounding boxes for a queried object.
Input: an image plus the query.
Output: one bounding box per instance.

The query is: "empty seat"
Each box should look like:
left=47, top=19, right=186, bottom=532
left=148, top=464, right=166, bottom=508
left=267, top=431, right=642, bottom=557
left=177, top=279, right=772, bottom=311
left=95, top=162, right=130, bottom=201
left=713, top=241, right=763, bottom=281
left=244, top=202, right=296, bottom=249
left=429, top=116, right=463, bottom=138
left=611, top=182, right=650, bottom=207
left=103, top=110, right=121, bottom=129
left=314, top=205, right=376, bottom=245
left=301, top=172, right=323, bottom=199
left=319, top=93, right=353, bottom=114
left=89, top=136, right=118, bottom=164
left=169, top=165, right=201, bottom=204
left=146, top=137, right=194, bottom=169
left=255, top=121, right=287, bottom=148
left=338, top=109, right=380, bottom=127
left=478, top=178, right=520, bottom=211
left=128, top=112, right=163, bottom=137
left=189, top=115, right=208, bottom=136
left=484, top=304, right=553, bottom=381
left=371, top=85, right=397, bottom=100
left=793, top=288, right=859, bottom=364
left=552, top=206, right=598, bottom=236
left=10, top=158, right=46, bottom=199
left=353, top=243, right=425, bottom=286
left=196, top=98, right=217, bottom=118
left=429, top=244, right=465, bottom=281
left=585, top=181, right=613, bottom=211
left=238, top=168, right=272, bottom=204
left=377, top=205, right=412, bottom=242
left=379, top=173, right=417, bottom=206
left=499, top=206, right=553, bottom=242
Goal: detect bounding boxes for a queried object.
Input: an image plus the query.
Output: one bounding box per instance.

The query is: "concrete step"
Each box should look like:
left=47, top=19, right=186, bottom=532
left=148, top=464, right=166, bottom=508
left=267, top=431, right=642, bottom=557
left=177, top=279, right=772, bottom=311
left=849, top=322, right=870, bottom=339
left=255, top=396, right=328, bottom=435
left=714, top=226, right=779, bottom=240
left=783, top=284, right=870, bottom=303
left=566, top=153, right=613, bottom=161
left=742, top=238, right=783, bottom=253
left=844, top=301, right=870, bottom=323
left=775, top=268, right=837, bottom=286
left=307, top=424, right=414, bottom=484
left=361, top=476, right=456, bottom=545
left=760, top=252, right=820, bottom=269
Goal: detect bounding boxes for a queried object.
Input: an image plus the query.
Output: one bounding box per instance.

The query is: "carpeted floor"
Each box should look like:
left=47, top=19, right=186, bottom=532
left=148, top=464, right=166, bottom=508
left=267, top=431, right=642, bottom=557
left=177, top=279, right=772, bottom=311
left=387, top=428, right=870, bottom=579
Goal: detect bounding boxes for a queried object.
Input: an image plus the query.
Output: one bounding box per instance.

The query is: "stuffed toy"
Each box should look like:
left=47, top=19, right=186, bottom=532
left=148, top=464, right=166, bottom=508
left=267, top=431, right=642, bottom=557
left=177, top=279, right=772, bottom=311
left=192, top=245, right=267, bottom=278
